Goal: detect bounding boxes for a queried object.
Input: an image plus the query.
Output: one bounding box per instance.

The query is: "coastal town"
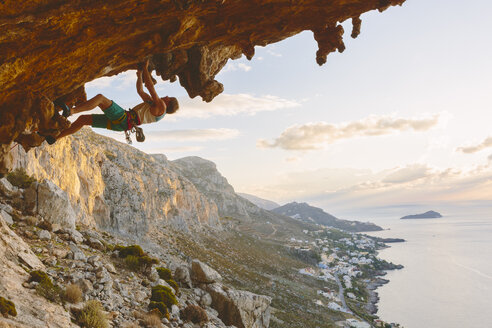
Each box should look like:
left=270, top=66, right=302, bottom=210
left=290, top=227, right=403, bottom=328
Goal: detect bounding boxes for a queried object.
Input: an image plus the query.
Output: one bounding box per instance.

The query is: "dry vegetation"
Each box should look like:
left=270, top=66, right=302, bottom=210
left=74, top=300, right=109, bottom=328
left=63, top=284, right=83, bottom=304
left=181, top=304, right=208, bottom=324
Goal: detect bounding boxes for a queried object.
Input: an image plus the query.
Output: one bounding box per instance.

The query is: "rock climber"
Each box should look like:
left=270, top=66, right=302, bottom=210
left=45, top=59, right=179, bottom=144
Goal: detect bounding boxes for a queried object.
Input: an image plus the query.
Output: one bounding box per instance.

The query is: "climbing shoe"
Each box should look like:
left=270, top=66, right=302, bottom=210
left=54, top=99, right=71, bottom=118
left=44, top=135, right=56, bottom=145
left=36, top=132, right=56, bottom=145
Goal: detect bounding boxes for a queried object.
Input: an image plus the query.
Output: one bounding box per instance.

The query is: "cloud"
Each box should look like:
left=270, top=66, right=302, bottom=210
left=242, top=162, right=492, bottom=214
left=220, top=62, right=252, bottom=73
left=146, top=146, right=203, bottom=154
left=457, top=136, right=492, bottom=154
left=267, top=49, right=282, bottom=57
left=257, top=114, right=440, bottom=150
left=85, top=70, right=136, bottom=90
left=176, top=93, right=300, bottom=118
left=285, top=157, right=299, bottom=163
left=382, top=164, right=432, bottom=184
left=145, top=128, right=239, bottom=142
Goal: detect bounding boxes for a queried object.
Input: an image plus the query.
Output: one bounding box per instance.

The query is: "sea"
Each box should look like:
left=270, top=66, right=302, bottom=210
left=364, top=208, right=492, bottom=328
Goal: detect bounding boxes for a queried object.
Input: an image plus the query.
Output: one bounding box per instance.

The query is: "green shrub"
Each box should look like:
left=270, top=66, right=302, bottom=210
left=114, top=245, right=144, bottom=258
left=181, top=304, right=208, bottom=324
left=36, top=280, right=62, bottom=303
left=124, top=255, right=159, bottom=273
left=148, top=301, right=170, bottom=319
left=156, top=267, right=172, bottom=281
left=124, top=255, right=140, bottom=272
left=0, top=296, right=17, bottom=317
left=138, top=256, right=159, bottom=272
left=75, top=300, right=109, bottom=328
left=150, top=285, right=177, bottom=308
left=6, top=168, right=36, bottom=189
left=29, top=270, right=62, bottom=303
left=165, top=279, right=179, bottom=295
left=29, top=270, right=51, bottom=284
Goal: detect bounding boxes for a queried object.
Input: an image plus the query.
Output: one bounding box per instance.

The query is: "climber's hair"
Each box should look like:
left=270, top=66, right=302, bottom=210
left=165, top=97, right=179, bottom=114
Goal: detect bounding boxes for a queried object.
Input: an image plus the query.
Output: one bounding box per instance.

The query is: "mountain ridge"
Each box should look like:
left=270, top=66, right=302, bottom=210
left=238, top=193, right=280, bottom=211
left=273, top=201, right=383, bottom=232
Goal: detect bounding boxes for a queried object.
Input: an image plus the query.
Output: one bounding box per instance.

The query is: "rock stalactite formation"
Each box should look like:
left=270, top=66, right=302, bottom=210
left=0, top=0, right=406, bottom=173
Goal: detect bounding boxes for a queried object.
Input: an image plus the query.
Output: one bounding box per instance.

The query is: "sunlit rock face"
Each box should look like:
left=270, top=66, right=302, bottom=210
left=11, top=128, right=221, bottom=236
left=0, top=0, right=406, bottom=172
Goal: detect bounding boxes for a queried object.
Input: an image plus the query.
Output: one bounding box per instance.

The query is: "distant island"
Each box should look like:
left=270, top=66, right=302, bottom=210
left=400, top=211, right=442, bottom=220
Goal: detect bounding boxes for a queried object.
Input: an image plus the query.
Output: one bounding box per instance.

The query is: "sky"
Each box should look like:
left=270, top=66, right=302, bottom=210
left=83, top=0, right=492, bottom=219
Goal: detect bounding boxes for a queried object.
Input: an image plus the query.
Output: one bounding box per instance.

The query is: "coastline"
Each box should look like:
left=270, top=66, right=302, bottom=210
left=362, top=239, right=404, bottom=325
left=365, top=276, right=390, bottom=314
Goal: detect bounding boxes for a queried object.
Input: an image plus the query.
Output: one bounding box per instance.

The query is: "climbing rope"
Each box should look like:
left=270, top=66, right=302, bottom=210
left=9, top=143, right=19, bottom=151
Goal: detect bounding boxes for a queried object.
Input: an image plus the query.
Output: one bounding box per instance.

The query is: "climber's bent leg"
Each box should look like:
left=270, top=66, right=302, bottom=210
left=56, top=115, right=93, bottom=140
left=71, top=94, right=112, bottom=114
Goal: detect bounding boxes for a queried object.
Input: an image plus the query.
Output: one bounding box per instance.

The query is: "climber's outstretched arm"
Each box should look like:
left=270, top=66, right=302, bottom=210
left=142, top=60, right=166, bottom=115
left=136, top=70, right=152, bottom=103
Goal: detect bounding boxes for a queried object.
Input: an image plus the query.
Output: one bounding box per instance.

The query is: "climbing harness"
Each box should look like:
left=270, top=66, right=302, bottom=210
left=124, top=110, right=145, bottom=145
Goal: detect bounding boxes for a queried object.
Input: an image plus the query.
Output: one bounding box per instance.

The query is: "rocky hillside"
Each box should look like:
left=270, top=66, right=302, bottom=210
left=273, top=202, right=383, bottom=232
left=0, top=129, right=393, bottom=327
left=0, top=181, right=271, bottom=328
left=0, top=0, right=406, bottom=172
left=10, top=128, right=220, bottom=236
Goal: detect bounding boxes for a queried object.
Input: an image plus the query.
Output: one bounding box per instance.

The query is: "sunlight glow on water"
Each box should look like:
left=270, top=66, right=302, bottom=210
left=367, top=213, right=492, bottom=328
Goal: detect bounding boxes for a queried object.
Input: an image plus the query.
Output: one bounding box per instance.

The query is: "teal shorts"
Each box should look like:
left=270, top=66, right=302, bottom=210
left=92, top=101, right=128, bottom=131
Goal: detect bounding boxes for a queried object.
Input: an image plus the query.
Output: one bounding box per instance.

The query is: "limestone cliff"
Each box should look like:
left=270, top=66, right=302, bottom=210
left=0, top=0, right=406, bottom=173
left=171, top=156, right=260, bottom=221
left=170, top=156, right=320, bottom=239
left=11, top=128, right=220, bottom=236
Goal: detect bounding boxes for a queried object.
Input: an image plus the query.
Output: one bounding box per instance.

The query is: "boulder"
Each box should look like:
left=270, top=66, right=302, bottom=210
left=0, top=177, right=18, bottom=197
left=191, top=260, right=222, bottom=284
left=87, top=255, right=100, bottom=266
left=69, top=244, right=86, bottom=262
left=0, top=203, right=13, bottom=214
left=175, top=265, right=192, bottom=288
left=104, top=263, right=117, bottom=274
left=76, top=278, right=94, bottom=293
left=149, top=267, right=160, bottom=282
left=207, top=283, right=271, bottom=328
left=38, top=229, right=51, bottom=240
left=36, top=179, right=77, bottom=229
left=86, top=237, right=105, bottom=250
left=200, top=292, right=213, bottom=307
left=0, top=209, right=13, bottom=225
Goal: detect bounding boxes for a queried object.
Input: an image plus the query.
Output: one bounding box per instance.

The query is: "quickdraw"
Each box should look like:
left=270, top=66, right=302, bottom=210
left=124, top=110, right=145, bottom=144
